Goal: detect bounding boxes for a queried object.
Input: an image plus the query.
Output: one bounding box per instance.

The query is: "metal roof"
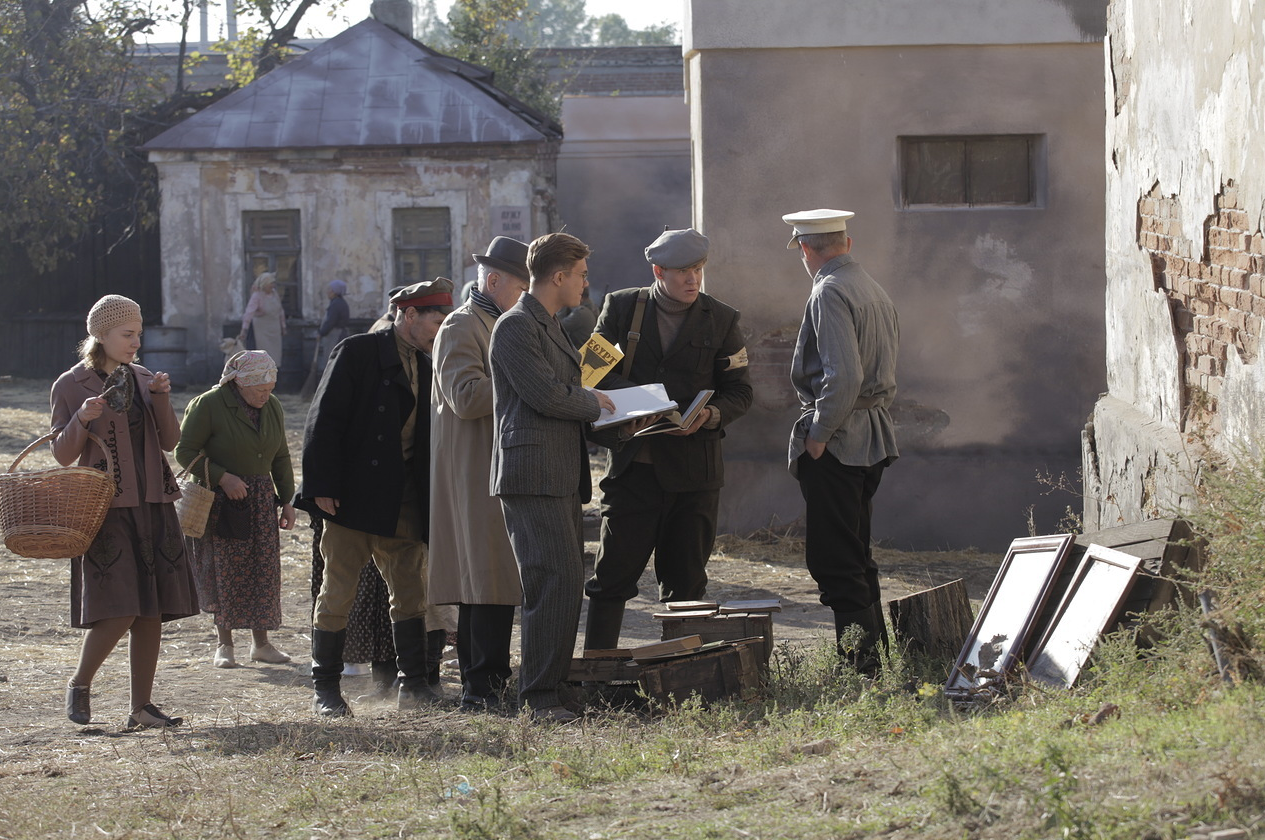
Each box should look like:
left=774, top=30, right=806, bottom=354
left=143, top=18, right=562, bottom=151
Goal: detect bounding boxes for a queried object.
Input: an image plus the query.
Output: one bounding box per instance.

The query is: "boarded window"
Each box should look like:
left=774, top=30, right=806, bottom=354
left=901, top=135, right=1038, bottom=207
left=394, top=208, right=452, bottom=286
left=243, top=211, right=302, bottom=318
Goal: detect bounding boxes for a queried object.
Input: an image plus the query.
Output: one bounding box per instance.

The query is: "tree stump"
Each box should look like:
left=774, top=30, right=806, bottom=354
left=888, top=579, right=974, bottom=662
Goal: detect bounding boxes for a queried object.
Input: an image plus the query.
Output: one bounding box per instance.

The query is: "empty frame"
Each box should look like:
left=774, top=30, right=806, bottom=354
left=945, top=534, right=1075, bottom=697
left=1026, top=544, right=1142, bottom=688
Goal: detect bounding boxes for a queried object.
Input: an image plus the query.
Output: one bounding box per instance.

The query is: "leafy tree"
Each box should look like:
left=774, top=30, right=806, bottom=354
left=445, top=0, right=561, bottom=119
left=0, top=0, right=325, bottom=273
left=586, top=12, right=676, bottom=46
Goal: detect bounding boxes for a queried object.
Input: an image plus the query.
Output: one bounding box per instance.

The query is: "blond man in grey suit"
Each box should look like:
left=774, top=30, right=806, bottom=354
left=489, top=232, right=616, bottom=723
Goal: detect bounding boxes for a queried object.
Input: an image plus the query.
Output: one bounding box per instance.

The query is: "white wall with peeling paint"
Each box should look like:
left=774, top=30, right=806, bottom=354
left=1087, top=0, right=1265, bottom=529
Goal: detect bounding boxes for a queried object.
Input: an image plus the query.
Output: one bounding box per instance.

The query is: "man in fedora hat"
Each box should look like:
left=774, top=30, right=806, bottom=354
left=428, top=236, right=530, bottom=711
left=782, top=208, right=899, bottom=675
left=582, top=227, right=753, bottom=651
left=295, top=277, right=454, bottom=716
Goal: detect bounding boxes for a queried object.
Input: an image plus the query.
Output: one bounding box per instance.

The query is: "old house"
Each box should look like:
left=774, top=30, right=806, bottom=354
left=142, top=17, right=561, bottom=387
left=683, top=0, right=1109, bottom=549
left=1083, top=1, right=1265, bottom=529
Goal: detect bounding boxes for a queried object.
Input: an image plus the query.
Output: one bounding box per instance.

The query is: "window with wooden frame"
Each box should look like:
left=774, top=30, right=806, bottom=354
left=900, top=134, right=1041, bottom=208
left=393, top=208, right=452, bottom=286
left=243, top=210, right=302, bottom=318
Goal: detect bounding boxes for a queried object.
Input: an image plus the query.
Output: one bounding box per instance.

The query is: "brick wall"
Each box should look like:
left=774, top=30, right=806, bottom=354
left=1140, top=182, right=1265, bottom=433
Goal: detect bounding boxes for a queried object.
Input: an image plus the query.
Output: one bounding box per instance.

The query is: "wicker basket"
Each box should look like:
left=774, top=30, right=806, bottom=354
left=0, top=431, right=117, bottom=559
left=174, top=453, right=216, bottom=539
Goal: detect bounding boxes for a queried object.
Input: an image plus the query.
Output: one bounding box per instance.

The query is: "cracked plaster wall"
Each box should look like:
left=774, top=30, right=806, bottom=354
left=1087, top=0, right=1265, bottom=529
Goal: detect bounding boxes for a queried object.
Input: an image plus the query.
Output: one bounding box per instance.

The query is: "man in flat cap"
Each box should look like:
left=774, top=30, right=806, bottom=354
left=582, top=227, right=753, bottom=651
left=783, top=208, right=899, bottom=675
left=429, top=237, right=530, bottom=711
left=489, top=232, right=616, bottom=723
left=295, top=277, right=454, bottom=715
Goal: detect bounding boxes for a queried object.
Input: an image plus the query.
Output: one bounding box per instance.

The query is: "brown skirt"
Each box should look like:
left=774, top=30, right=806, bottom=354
left=70, top=500, right=199, bottom=629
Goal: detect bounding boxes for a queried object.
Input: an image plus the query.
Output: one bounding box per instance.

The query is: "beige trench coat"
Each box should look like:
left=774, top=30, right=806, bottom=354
left=428, top=302, right=522, bottom=606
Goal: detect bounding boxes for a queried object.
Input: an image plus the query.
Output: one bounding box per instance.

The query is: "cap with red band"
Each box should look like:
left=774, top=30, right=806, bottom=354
left=390, top=277, right=455, bottom=309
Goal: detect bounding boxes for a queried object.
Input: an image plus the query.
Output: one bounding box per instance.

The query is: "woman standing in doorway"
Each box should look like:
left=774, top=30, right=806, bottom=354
left=50, top=295, right=198, bottom=729
left=240, top=272, right=286, bottom=371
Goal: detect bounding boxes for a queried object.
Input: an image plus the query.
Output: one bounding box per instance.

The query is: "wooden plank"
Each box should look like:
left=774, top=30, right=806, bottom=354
left=667, top=600, right=719, bottom=611
left=719, top=599, right=781, bottom=613
left=630, top=635, right=703, bottom=662
left=653, top=609, right=718, bottom=619
left=888, top=579, right=973, bottom=662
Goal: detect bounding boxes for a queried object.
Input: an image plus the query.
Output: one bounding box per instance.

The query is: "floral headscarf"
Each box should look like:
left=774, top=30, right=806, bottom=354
left=219, top=350, right=278, bottom=387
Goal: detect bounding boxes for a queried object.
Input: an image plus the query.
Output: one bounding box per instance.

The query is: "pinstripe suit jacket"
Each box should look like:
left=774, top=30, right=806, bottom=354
left=489, top=292, right=603, bottom=502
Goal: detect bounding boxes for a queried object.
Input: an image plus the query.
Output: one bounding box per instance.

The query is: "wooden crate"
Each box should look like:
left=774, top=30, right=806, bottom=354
left=659, top=613, right=774, bottom=665
left=568, top=655, right=641, bottom=683
left=638, top=640, right=763, bottom=705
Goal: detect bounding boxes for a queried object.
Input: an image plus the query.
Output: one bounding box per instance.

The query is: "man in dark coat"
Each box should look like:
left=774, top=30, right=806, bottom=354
left=583, top=228, right=753, bottom=650
left=294, top=277, right=453, bottom=716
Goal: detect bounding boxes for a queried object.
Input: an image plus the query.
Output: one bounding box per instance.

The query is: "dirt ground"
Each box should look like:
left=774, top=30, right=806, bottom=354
left=0, top=377, right=1002, bottom=739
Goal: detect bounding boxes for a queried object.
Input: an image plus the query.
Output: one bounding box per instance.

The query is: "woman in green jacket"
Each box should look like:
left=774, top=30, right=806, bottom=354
left=176, top=351, right=296, bottom=668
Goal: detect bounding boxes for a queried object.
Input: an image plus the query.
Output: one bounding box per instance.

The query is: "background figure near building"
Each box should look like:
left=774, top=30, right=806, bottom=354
left=316, top=280, right=351, bottom=375
left=51, top=295, right=198, bottom=730
left=294, top=278, right=453, bottom=716
left=239, top=272, right=286, bottom=372
left=558, top=286, right=598, bottom=348
left=584, top=228, right=753, bottom=650
left=783, top=208, right=899, bottom=675
left=489, top=232, right=616, bottom=723
left=176, top=350, right=296, bottom=670
left=430, top=236, right=530, bottom=712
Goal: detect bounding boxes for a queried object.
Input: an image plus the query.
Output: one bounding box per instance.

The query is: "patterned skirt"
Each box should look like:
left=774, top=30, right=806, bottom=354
left=71, top=500, right=199, bottom=629
left=190, top=474, right=282, bottom=630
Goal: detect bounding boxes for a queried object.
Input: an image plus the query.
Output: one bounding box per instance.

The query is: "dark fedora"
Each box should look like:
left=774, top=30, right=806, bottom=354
left=472, top=236, right=529, bottom=280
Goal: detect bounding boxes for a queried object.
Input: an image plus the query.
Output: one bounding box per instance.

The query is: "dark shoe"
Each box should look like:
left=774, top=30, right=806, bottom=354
left=459, top=692, right=502, bottom=713
left=833, top=606, right=884, bottom=677
left=354, top=660, right=399, bottom=703
left=313, top=688, right=352, bottom=717
left=583, top=599, right=626, bottom=651
left=398, top=682, right=441, bottom=710
left=66, top=683, right=91, bottom=725
left=124, top=703, right=183, bottom=730
left=530, top=705, right=579, bottom=724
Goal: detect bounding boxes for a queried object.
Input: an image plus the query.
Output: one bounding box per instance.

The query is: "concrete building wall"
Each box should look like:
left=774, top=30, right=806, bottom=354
left=687, top=0, right=1107, bottom=549
left=1084, top=0, right=1265, bottom=530
left=556, top=95, right=691, bottom=300
left=150, top=147, right=555, bottom=385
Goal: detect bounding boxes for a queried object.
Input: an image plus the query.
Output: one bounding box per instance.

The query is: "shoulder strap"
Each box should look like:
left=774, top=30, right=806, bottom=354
left=620, top=288, right=651, bottom=379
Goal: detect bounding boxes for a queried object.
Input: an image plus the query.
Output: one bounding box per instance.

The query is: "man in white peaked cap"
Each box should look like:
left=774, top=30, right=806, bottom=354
left=782, top=208, right=899, bottom=675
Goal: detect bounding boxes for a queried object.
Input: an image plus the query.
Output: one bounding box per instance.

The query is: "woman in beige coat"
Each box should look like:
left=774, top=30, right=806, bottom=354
left=429, top=240, right=528, bottom=710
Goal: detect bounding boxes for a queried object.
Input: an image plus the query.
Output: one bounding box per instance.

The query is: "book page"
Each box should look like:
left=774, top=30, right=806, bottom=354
left=592, top=383, right=677, bottom=429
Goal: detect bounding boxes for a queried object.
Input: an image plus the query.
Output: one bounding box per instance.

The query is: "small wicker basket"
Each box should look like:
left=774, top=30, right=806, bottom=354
left=0, top=431, right=117, bottom=559
left=174, top=453, right=216, bottom=539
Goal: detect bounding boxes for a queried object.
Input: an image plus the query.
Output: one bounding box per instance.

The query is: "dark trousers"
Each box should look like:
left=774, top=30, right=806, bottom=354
left=585, top=462, right=718, bottom=604
left=796, top=452, right=886, bottom=612
left=499, top=493, right=584, bottom=710
left=456, top=602, right=515, bottom=702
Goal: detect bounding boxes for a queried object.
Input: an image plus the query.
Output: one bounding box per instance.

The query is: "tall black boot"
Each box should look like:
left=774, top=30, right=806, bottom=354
left=583, top=599, right=626, bottom=652
left=311, top=628, right=351, bottom=717
left=426, top=628, right=447, bottom=687
left=394, top=617, right=439, bottom=709
left=832, top=607, right=883, bottom=677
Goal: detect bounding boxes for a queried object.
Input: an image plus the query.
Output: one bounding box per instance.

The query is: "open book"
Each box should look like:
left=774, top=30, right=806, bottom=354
left=580, top=333, right=623, bottom=388
left=591, top=383, right=678, bottom=429
left=632, top=390, right=715, bottom=437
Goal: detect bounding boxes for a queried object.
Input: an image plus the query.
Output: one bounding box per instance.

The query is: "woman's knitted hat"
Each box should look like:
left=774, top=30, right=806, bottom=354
left=86, top=295, right=142, bottom=339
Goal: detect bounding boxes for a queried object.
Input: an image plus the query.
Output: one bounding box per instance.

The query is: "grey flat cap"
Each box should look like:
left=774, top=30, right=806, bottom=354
left=645, top=228, right=709, bottom=269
